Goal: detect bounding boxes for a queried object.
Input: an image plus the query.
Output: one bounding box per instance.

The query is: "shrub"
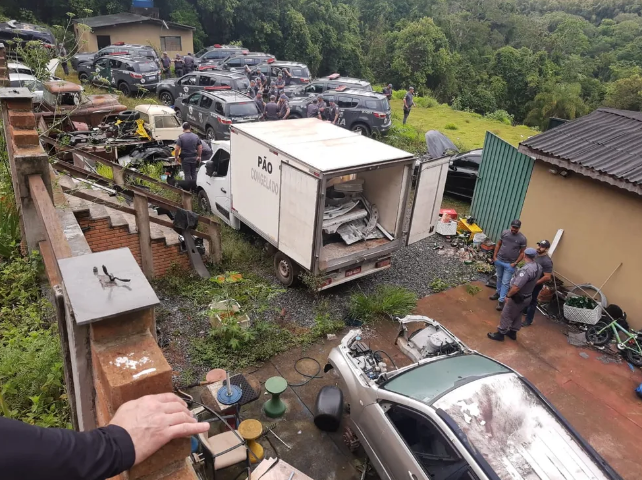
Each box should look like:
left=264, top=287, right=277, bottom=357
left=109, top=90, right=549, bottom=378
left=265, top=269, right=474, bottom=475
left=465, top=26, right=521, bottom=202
left=444, top=123, right=458, bottom=130
left=429, top=278, right=450, bottom=292
left=415, top=96, right=438, bottom=108
left=349, top=285, right=417, bottom=322
left=392, top=90, right=407, bottom=100
left=485, top=109, right=514, bottom=125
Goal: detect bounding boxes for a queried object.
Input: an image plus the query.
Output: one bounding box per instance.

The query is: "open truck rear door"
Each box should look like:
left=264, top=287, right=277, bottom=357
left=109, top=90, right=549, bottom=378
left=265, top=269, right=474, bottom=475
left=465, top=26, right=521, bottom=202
left=407, top=157, right=450, bottom=246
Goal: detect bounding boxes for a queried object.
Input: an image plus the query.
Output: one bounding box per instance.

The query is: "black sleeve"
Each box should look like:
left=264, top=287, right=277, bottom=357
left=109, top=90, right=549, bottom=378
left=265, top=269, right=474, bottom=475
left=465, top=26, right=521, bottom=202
left=0, top=417, right=136, bottom=480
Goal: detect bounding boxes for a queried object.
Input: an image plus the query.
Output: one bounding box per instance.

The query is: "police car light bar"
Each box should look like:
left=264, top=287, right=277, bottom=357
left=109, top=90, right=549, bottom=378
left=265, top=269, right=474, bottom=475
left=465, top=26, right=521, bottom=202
left=214, top=44, right=221, bottom=48
left=267, top=58, right=275, bottom=63
left=328, top=73, right=340, bottom=79
left=113, top=42, right=125, bottom=46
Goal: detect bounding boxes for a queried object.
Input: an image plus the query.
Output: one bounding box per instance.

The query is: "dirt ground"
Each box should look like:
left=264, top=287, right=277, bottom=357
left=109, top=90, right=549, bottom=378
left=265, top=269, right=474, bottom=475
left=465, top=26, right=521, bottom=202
left=191, top=282, right=642, bottom=480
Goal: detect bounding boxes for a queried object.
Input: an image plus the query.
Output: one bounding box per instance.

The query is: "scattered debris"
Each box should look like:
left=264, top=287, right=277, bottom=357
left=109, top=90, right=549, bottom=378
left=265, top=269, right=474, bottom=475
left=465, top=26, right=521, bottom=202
left=326, top=333, right=337, bottom=340
left=567, top=331, right=587, bottom=347
left=596, top=354, right=622, bottom=365
left=579, top=352, right=590, bottom=359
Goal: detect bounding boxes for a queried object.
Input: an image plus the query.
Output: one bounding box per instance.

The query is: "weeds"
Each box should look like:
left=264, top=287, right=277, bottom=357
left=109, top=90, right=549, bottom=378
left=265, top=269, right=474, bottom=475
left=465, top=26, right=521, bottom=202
left=444, top=123, right=458, bottom=130
left=485, top=109, right=514, bottom=125
left=0, top=123, right=20, bottom=259
left=429, top=278, right=450, bottom=293
left=95, top=163, right=114, bottom=180
left=349, top=285, right=417, bottom=322
left=465, top=284, right=482, bottom=296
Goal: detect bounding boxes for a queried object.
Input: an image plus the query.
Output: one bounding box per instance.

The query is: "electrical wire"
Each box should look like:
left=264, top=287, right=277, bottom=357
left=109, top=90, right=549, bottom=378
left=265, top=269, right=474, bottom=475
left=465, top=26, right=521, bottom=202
left=288, top=356, right=322, bottom=387
left=373, top=350, right=398, bottom=370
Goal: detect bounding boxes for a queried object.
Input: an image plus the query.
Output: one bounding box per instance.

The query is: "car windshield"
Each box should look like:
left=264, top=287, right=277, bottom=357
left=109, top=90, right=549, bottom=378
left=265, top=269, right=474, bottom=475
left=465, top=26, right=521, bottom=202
left=290, top=67, right=310, bottom=78
left=135, top=62, right=160, bottom=73
left=195, top=48, right=208, bottom=57
left=11, top=67, right=32, bottom=75
left=228, top=102, right=259, bottom=117
left=154, top=115, right=181, bottom=128
left=237, top=79, right=250, bottom=90
left=383, top=355, right=510, bottom=404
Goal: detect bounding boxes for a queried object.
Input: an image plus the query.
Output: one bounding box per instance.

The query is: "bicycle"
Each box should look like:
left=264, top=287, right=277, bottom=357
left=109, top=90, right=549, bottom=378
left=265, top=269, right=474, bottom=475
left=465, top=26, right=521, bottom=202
left=587, top=313, right=642, bottom=366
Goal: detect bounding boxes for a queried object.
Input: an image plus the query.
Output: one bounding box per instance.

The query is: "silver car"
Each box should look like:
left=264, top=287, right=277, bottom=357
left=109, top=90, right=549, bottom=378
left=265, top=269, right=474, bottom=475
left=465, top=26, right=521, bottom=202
left=325, top=316, right=621, bottom=480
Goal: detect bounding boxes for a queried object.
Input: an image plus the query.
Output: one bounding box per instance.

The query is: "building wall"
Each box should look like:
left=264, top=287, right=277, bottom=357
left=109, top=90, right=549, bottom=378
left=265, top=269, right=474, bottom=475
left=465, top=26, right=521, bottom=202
left=75, top=23, right=194, bottom=56
left=75, top=213, right=190, bottom=277
left=520, top=161, right=642, bottom=328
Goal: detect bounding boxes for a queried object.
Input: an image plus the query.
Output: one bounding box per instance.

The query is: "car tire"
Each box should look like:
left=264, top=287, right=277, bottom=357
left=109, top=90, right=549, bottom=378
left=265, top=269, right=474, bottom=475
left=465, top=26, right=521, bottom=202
left=117, top=110, right=140, bottom=121
left=274, top=252, right=299, bottom=287
left=351, top=123, right=370, bottom=136
left=78, top=72, right=89, bottom=83
left=206, top=126, right=217, bottom=141
left=159, top=91, right=174, bottom=106
left=197, top=190, right=211, bottom=213
left=118, top=82, right=132, bottom=97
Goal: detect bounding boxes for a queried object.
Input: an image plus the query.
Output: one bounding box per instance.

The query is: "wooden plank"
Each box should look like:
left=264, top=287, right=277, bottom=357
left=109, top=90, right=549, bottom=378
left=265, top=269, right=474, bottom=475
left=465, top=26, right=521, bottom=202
left=133, top=193, right=154, bottom=279
left=207, top=223, right=222, bottom=264
left=181, top=191, right=192, bottom=211
left=39, top=238, right=62, bottom=286
left=28, top=174, right=72, bottom=260
left=112, top=164, right=125, bottom=186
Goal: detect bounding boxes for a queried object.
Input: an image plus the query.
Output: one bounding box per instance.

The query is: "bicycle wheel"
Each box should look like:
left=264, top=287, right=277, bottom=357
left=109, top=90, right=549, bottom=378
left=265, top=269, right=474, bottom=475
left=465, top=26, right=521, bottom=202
left=586, top=322, right=613, bottom=346
left=624, top=347, right=642, bottom=367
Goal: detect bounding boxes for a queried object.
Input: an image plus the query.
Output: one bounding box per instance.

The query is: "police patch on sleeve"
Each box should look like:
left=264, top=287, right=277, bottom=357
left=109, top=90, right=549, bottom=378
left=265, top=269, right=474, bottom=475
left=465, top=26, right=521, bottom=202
left=519, top=272, right=525, bottom=277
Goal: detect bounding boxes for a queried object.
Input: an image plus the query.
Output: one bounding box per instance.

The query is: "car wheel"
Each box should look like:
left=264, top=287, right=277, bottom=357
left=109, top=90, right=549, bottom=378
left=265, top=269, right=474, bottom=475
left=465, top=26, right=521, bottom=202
left=197, top=190, right=211, bottom=213
left=206, top=126, right=217, bottom=141
left=274, top=252, right=299, bottom=287
left=118, top=82, right=131, bottom=97
left=351, top=123, right=371, bottom=136
left=78, top=72, right=89, bottom=83
left=159, top=91, right=174, bottom=105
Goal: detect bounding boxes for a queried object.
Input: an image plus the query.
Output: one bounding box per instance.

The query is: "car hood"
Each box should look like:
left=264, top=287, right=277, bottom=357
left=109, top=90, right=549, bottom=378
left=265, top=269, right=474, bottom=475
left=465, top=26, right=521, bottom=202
left=84, top=94, right=123, bottom=107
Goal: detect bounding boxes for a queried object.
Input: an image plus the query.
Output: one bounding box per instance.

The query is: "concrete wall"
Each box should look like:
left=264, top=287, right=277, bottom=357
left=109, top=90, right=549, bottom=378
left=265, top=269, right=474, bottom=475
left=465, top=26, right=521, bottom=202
left=520, top=161, right=642, bottom=328
left=75, top=23, right=194, bottom=56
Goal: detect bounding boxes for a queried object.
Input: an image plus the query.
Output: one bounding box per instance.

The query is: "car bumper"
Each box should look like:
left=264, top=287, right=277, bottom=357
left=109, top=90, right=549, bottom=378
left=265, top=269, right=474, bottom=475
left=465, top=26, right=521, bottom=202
left=135, top=82, right=159, bottom=93
left=372, top=123, right=391, bottom=135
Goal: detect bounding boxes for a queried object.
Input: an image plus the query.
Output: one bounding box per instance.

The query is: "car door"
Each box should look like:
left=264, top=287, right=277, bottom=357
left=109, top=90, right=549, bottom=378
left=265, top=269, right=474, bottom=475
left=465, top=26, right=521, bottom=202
left=199, top=144, right=232, bottom=224
left=108, top=58, right=123, bottom=87
left=336, top=96, right=359, bottom=129
left=223, top=57, right=243, bottom=71
left=176, top=74, right=198, bottom=99
left=185, top=92, right=202, bottom=126
left=92, top=58, right=110, bottom=86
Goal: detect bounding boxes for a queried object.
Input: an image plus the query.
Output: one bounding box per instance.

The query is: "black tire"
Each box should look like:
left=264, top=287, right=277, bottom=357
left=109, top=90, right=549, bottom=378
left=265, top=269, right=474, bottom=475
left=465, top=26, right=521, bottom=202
left=197, top=190, right=211, bottom=213
left=117, top=110, right=140, bottom=121
left=206, top=126, right=217, bottom=141
left=118, top=82, right=131, bottom=97
left=586, top=322, right=613, bottom=346
left=78, top=72, right=89, bottom=83
left=274, top=252, right=299, bottom=287
left=624, top=347, right=642, bottom=367
left=351, top=123, right=371, bottom=136
left=159, top=91, right=174, bottom=106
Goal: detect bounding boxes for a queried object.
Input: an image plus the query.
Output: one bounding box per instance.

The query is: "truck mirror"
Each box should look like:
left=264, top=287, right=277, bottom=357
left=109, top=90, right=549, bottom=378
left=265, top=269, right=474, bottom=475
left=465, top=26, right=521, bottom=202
left=449, top=164, right=457, bottom=172
left=205, top=160, right=216, bottom=177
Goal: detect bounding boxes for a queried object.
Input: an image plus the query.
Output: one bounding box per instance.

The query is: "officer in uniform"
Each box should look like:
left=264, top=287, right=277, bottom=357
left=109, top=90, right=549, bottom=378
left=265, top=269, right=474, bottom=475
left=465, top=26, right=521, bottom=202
left=282, top=68, right=293, bottom=86
left=326, top=99, right=339, bottom=124
left=278, top=94, right=290, bottom=120
left=258, top=70, right=267, bottom=90
left=247, top=80, right=259, bottom=98
left=174, top=55, right=184, bottom=78
left=265, top=95, right=279, bottom=120
left=274, top=74, right=286, bottom=98
left=254, top=91, right=266, bottom=119
left=522, top=240, right=553, bottom=327
left=317, top=96, right=326, bottom=119
left=183, top=53, right=195, bottom=73
left=174, top=122, right=203, bottom=181
left=487, top=248, right=542, bottom=342
left=267, top=83, right=277, bottom=100
left=382, top=83, right=393, bottom=100
left=307, top=98, right=321, bottom=119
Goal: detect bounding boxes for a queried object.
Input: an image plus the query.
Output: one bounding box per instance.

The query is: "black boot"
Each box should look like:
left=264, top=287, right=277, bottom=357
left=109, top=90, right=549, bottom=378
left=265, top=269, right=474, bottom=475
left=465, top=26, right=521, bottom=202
left=489, top=293, right=500, bottom=301
left=506, top=330, right=517, bottom=340
left=496, top=301, right=505, bottom=311
left=487, top=331, right=504, bottom=341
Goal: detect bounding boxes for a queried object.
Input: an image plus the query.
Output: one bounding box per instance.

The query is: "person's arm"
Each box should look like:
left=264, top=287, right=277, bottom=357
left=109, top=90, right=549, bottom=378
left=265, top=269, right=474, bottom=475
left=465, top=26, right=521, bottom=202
left=493, top=240, right=502, bottom=263
left=197, top=143, right=203, bottom=162
left=333, top=109, right=339, bottom=124
left=403, top=97, right=408, bottom=109
left=174, top=143, right=182, bottom=164
left=512, top=247, right=525, bottom=268
left=505, top=285, right=521, bottom=299
left=284, top=105, right=290, bottom=119
left=537, top=271, right=552, bottom=286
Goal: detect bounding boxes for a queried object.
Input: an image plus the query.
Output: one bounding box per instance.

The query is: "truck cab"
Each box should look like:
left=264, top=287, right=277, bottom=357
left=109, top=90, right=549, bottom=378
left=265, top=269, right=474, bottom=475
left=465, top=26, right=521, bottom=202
left=196, top=141, right=239, bottom=228
left=134, top=104, right=183, bottom=143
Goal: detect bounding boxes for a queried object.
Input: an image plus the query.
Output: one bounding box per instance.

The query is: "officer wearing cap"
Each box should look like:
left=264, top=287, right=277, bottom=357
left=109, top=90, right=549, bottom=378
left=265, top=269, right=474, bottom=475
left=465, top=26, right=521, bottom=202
left=275, top=74, right=286, bottom=98
left=265, top=95, right=279, bottom=120
left=278, top=94, right=290, bottom=120
left=382, top=83, right=393, bottom=100
left=522, top=240, right=553, bottom=327
left=326, top=99, right=339, bottom=124
left=403, top=86, right=415, bottom=125
left=488, top=247, right=542, bottom=342
left=307, top=98, right=321, bottom=119
left=254, top=91, right=266, bottom=119
left=174, top=122, right=202, bottom=181
left=490, top=219, right=527, bottom=310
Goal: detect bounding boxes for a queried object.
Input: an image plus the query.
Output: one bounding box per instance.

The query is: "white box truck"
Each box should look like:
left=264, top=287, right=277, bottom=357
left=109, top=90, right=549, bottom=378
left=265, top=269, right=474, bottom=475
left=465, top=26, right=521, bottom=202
left=196, top=118, right=449, bottom=289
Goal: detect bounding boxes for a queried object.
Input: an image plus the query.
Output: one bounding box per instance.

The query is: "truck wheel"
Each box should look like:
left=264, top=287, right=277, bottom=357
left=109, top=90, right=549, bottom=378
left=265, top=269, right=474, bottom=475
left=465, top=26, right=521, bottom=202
left=274, top=252, right=299, bottom=287
left=197, top=190, right=211, bottom=213
left=159, top=91, right=174, bottom=105
left=206, top=126, right=217, bottom=140
left=78, top=72, right=89, bottom=83
left=118, top=82, right=131, bottom=97
left=351, top=123, right=370, bottom=137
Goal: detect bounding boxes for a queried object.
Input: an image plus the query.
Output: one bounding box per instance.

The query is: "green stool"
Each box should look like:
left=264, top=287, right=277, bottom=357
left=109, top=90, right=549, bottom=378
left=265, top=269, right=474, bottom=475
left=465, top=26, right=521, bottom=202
left=264, top=376, right=287, bottom=418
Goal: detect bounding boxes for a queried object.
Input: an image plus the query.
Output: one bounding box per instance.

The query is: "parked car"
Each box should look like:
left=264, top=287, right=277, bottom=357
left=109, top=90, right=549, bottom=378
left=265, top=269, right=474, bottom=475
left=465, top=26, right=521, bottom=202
left=9, top=73, right=45, bottom=103
left=173, top=90, right=260, bottom=140
left=326, top=316, right=622, bottom=480
left=0, top=20, right=55, bottom=50
left=444, top=149, right=483, bottom=199
left=285, top=74, right=372, bottom=98
left=199, top=52, right=275, bottom=72
left=254, top=61, right=310, bottom=89
left=194, top=44, right=247, bottom=66
left=71, top=43, right=159, bottom=71
left=77, top=55, right=161, bottom=96
left=156, top=71, right=250, bottom=105
left=288, top=88, right=391, bottom=136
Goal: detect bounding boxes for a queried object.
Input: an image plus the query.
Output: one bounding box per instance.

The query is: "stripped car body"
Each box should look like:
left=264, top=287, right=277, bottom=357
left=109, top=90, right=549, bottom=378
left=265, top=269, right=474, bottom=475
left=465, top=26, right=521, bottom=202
left=325, top=316, right=622, bottom=480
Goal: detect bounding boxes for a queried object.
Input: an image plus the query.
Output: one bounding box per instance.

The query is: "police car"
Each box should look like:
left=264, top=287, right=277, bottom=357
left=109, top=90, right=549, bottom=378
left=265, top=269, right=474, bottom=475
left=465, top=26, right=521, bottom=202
left=77, top=55, right=161, bottom=96
left=194, top=44, right=247, bottom=66
left=254, top=61, right=310, bottom=89
left=156, top=71, right=250, bottom=105
left=285, top=73, right=372, bottom=98
left=199, top=52, right=275, bottom=72
left=71, top=43, right=159, bottom=71
left=173, top=90, right=261, bottom=140
left=287, top=89, right=391, bottom=136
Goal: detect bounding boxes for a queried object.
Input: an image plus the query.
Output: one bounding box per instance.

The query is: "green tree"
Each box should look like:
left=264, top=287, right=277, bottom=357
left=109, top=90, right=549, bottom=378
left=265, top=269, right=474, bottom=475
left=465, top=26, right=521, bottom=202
left=525, top=83, right=589, bottom=130
left=603, top=75, right=642, bottom=110
left=282, top=9, right=321, bottom=75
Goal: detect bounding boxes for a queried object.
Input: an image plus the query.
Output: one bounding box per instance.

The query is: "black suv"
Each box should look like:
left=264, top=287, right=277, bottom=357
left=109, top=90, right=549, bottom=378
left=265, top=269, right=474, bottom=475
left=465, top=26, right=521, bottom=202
left=288, top=89, right=391, bottom=136
left=0, top=20, right=55, bottom=51
left=199, top=52, right=275, bottom=72
left=254, top=61, right=310, bottom=89
left=156, top=71, right=250, bottom=105
left=77, top=55, right=161, bottom=96
left=173, top=90, right=260, bottom=140
left=286, top=74, right=372, bottom=98
left=194, top=44, right=247, bottom=66
left=71, top=43, right=159, bottom=71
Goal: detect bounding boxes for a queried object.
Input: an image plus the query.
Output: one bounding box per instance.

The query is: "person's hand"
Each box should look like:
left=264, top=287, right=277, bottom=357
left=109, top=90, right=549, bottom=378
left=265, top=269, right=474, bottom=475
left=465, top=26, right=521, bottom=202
left=492, top=256, right=497, bottom=264
left=109, top=393, right=209, bottom=466
left=510, top=262, right=516, bottom=268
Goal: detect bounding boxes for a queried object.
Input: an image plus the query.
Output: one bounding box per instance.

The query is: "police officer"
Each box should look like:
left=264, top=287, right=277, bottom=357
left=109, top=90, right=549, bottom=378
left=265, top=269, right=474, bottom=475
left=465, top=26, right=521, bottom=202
left=487, top=248, right=542, bottom=342
left=326, top=99, right=339, bottom=124
left=183, top=52, right=195, bottom=73
left=247, top=79, right=259, bottom=98
left=174, top=54, right=184, bottom=78
left=174, top=122, right=202, bottom=181
left=274, top=74, right=286, bottom=98
left=307, top=98, right=321, bottom=119
left=317, top=96, right=326, bottom=119
left=403, top=86, right=415, bottom=125
left=522, top=240, right=554, bottom=327
left=278, top=94, right=290, bottom=120
left=282, top=67, right=293, bottom=86
left=258, top=70, right=267, bottom=90
left=267, top=83, right=277, bottom=100
left=382, top=83, right=393, bottom=100
left=254, top=91, right=266, bottom=119
left=244, top=65, right=253, bottom=80
left=265, top=95, right=279, bottom=120
left=161, top=52, right=171, bottom=79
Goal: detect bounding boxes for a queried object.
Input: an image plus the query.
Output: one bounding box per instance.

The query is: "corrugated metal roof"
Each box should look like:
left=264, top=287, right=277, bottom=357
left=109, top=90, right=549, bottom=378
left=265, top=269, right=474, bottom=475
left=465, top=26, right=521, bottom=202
left=75, top=13, right=194, bottom=30
left=520, top=108, right=642, bottom=187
